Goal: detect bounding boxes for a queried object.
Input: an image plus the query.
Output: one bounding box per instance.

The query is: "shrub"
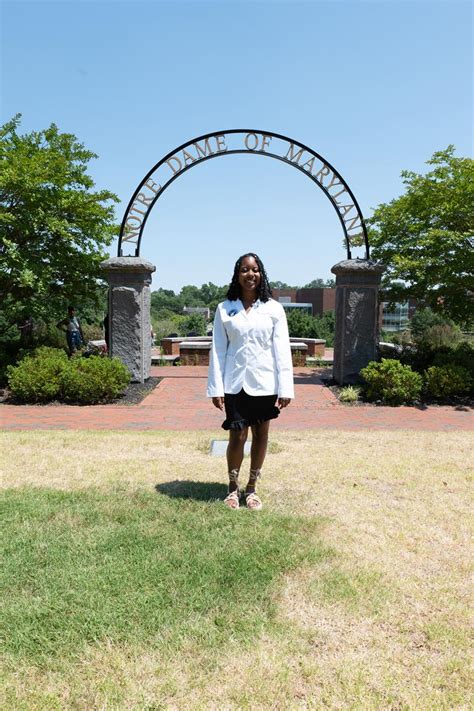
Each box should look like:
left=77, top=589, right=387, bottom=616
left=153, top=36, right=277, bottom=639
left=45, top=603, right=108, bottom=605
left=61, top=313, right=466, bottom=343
left=338, top=385, right=361, bottom=403
left=152, top=314, right=188, bottom=342
left=313, top=311, right=335, bottom=347
left=418, top=323, right=462, bottom=351
left=410, top=308, right=462, bottom=354
left=424, top=365, right=472, bottom=398
left=286, top=310, right=314, bottom=338
left=31, top=321, right=68, bottom=350
left=82, top=323, right=105, bottom=342
left=60, top=356, right=129, bottom=404
left=400, top=308, right=463, bottom=372
left=23, top=346, right=69, bottom=362
left=403, top=336, right=473, bottom=375
left=179, top=313, right=207, bottom=337
left=410, top=307, right=459, bottom=342
left=6, top=348, right=129, bottom=404
left=7, top=347, right=68, bottom=402
left=360, top=358, right=422, bottom=405
left=154, top=308, right=176, bottom=320
left=390, top=330, right=414, bottom=347
left=286, top=309, right=335, bottom=345
left=432, top=341, right=474, bottom=378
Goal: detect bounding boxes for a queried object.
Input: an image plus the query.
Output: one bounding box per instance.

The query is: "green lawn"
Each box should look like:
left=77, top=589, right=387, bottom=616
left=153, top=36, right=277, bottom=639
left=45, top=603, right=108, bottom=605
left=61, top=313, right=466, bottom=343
left=1, top=430, right=472, bottom=709
left=1, top=488, right=328, bottom=663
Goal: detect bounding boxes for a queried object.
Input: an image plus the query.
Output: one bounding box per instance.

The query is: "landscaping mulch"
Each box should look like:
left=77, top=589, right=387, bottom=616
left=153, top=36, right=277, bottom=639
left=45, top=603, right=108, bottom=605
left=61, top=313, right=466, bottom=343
left=321, top=374, right=473, bottom=409
left=113, top=377, right=162, bottom=405
left=0, top=377, right=162, bottom=407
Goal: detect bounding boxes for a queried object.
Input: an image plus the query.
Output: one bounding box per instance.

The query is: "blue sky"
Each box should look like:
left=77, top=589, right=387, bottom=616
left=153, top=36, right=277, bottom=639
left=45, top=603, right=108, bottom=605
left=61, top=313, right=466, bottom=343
left=1, top=0, right=472, bottom=291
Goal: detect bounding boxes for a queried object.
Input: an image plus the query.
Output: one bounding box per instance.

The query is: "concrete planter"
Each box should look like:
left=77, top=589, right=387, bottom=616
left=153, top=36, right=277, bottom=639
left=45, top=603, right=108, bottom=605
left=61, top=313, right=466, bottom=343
left=178, top=340, right=308, bottom=367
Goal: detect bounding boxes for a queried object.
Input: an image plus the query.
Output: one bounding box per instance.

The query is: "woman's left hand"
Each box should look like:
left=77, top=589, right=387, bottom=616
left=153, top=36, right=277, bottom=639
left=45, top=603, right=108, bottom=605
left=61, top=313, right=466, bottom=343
left=212, top=397, right=225, bottom=411
left=278, top=398, right=291, bottom=409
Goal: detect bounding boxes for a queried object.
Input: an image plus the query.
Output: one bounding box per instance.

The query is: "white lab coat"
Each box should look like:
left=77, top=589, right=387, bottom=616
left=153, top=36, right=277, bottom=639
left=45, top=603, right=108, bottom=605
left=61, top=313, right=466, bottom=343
left=207, top=298, right=295, bottom=399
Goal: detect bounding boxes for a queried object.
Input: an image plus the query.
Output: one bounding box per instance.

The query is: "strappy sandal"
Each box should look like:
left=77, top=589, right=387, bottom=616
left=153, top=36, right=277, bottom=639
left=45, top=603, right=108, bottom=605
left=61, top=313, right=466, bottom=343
left=245, top=468, right=263, bottom=510
left=245, top=492, right=263, bottom=510
left=223, top=469, right=240, bottom=510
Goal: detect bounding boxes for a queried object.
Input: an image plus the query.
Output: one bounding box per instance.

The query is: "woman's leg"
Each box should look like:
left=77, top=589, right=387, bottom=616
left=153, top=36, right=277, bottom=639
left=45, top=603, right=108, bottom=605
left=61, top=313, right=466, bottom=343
left=247, top=421, right=270, bottom=494
left=226, top=427, right=249, bottom=491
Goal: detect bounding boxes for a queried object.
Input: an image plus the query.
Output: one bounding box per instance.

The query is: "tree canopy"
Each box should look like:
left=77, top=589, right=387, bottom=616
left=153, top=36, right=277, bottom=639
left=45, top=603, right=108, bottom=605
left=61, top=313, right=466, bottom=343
left=269, top=280, right=297, bottom=289
left=368, top=147, right=474, bottom=325
left=269, top=279, right=335, bottom=289
left=285, top=309, right=335, bottom=346
left=301, top=278, right=335, bottom=289
left=150, top=282, right=228, bottom=317
left=0, top=115, right=119, bottom=337
left=150, top=278, right=335, bottom=321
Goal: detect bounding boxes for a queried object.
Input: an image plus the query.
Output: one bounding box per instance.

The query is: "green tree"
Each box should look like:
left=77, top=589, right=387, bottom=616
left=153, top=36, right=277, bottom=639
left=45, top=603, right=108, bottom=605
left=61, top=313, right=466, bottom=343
left=285, top=309, right=335, bottom=346
left=368, top=147, right=474, bottom=325
left=180, top=284, right=205, bottom=307
left=199, top=282, right=227, bottom=306
left=313, top=311, right=335, bottom=346
left=269, top=280, right=297, bottom=289
left=151, top=282, right=228, bottom=320
left=0, top=115, right=119, bottom=337
left=409, top=306, right=462, bottom=351
left=410, top=307, right=458, bottom=342
left=179, top=313, right=207, bottom=336
left=151, top=314, right=185, bottom=342
left=285, top=310, right=315, bottom=338
left=302, top=278, right=335, bottom=288
left=150, top=288, right=183, bottom=315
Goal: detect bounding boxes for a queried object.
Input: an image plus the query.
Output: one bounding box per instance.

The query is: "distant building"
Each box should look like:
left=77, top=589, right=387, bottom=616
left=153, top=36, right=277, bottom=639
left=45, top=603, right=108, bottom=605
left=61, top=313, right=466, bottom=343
left=274, top=287, right=417, bottom=332
left=183, top=306, right=210, bottom=320
left=280, top=303, right=313, bottom=315
left=381, top=299, right=417, bottom=332
left=272, top=288, right=336, bottom=316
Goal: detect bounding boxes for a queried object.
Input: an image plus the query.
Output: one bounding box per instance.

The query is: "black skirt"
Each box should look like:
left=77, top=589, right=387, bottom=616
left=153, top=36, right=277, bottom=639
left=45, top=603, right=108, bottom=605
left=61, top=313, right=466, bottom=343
left=222, top=389, right=280, bottom=430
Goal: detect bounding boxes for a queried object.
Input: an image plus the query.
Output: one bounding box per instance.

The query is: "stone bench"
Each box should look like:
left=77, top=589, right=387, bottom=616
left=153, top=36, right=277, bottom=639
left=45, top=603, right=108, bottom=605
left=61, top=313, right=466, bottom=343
left=179, top=341, right=212, bottom=365
left=289, top=337, right=325, bottom=356
left=179, top=341, right=308, bottom=367
left=161, top=336, right=211, bottom=355
left=290, top=342, right=308, bottom=367
left=378, top=341, right=403, bottom=356
left=151, top=353, right=179, bottom=364
left=162, top=336, right=324, bottom=359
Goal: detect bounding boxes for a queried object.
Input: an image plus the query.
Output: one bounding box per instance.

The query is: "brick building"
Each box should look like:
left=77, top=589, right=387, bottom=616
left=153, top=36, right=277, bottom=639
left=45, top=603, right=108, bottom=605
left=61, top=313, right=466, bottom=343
left=272, top=288, right=336, bottom=316
left=273, top=287, right=416, bottom=332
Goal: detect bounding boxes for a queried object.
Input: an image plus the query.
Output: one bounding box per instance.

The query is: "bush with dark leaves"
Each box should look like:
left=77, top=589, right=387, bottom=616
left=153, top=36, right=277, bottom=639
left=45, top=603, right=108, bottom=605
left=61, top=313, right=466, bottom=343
left=424, top=364, right=472, bottom=398
left=7, top=347, right=68, bottom=402
left=60, top=356, right=130, bottom=404
left=360, top=358, right=423, bottom=405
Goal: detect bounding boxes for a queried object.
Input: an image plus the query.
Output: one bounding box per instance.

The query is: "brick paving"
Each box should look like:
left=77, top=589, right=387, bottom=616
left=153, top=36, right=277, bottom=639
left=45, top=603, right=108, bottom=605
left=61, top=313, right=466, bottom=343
left=1, top=366, right=472, bottom=432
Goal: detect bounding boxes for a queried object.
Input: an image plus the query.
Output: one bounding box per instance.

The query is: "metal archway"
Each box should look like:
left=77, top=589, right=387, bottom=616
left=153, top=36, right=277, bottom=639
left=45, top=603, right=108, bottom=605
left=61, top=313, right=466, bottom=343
left=118, top=129, right=369, bottom=260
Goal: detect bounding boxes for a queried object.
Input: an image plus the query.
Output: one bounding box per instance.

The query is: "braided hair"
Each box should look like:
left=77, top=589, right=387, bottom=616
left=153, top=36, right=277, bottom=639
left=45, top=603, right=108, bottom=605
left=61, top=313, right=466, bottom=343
left=226, top=253, right=273, bottom=302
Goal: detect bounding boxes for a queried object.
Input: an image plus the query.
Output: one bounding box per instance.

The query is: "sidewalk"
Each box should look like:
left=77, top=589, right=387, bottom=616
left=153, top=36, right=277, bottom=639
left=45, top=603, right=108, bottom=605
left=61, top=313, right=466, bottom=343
left=1, top=367, right=472, bottom=431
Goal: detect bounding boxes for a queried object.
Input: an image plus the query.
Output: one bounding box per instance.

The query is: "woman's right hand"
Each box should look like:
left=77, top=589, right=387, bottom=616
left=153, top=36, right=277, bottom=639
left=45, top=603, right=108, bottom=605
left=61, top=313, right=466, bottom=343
left=212, top=397, right=224, bottom=411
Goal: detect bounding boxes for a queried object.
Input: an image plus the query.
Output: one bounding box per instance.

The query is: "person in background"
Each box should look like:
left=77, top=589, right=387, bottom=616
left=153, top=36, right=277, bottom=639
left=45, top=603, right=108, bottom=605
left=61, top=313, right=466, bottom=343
left=103, top=313, right=110, bottom=350
left=17, top=315, right=34, bottom=347
left=57, top=305, right=84, bottom=356
left=207, top=253, right=294, bottom=510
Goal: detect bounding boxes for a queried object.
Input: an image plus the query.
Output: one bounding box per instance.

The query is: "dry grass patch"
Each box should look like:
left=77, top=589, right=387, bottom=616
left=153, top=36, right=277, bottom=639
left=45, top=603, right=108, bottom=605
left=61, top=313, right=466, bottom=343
left=1, top=430, right=472, bottom=709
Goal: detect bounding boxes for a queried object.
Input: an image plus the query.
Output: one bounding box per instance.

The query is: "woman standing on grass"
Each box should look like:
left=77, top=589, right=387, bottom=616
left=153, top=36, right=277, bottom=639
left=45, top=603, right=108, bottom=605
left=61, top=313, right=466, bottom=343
left=207, top=253, right=294, bottom=510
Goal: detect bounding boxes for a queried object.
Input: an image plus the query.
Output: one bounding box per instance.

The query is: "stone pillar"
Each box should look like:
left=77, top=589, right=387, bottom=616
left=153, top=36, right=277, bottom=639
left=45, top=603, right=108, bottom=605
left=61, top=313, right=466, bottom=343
left=100, top=257, right=156, bottom=383
left=331, top=259, right=385, bottom=385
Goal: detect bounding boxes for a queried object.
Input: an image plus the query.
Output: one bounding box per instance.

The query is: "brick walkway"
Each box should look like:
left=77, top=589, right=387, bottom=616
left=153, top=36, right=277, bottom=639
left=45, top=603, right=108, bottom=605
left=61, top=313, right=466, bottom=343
left=1, top=367, right=472, bottom=432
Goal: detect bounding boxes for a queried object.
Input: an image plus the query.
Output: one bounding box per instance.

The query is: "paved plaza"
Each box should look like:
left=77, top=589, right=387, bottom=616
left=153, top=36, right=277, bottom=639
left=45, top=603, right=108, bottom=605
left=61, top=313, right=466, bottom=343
left=1, top=366, right=472, bottom=431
